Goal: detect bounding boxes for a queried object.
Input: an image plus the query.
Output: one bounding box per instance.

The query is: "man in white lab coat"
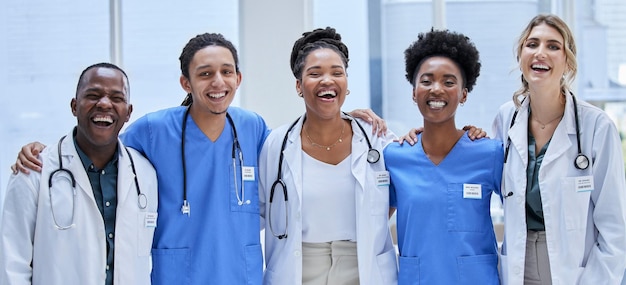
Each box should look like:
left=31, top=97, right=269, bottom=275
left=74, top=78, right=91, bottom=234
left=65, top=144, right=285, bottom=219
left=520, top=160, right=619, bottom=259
left=0, top=63, right=158, bottom=285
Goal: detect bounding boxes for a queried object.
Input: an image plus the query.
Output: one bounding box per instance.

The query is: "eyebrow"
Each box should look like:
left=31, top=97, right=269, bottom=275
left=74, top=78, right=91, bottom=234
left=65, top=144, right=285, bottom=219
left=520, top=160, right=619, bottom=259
left=84, top=87, right=124, bottom=95
left=195, top=63, right=235, bottom=70
left=305, top=65, right=344, bottom=71
left=526, top=37, right=563, bottom=45
left=419, top=73, right=458, bottom=79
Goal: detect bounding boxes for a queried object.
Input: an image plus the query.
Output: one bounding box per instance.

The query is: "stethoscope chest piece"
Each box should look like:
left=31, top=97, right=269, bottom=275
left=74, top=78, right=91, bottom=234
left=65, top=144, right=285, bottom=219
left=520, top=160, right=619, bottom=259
left=367, top=149, right=380, bottom=164
left=575, top=153, right=589, bottom=170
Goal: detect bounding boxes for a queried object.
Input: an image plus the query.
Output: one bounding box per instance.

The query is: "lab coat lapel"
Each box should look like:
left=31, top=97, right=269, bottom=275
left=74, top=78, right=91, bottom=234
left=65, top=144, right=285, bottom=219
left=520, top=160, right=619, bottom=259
left=283, top=116, right=305, bottom=206
left=508, top=100, right=530, bottom=168
left=542, top=94, right=575, bottom=167
left=347, top=117, right=367, bottom=193
left=61, top=133, right=97, bottom=205
left=116, top=142, right=134, bottom=207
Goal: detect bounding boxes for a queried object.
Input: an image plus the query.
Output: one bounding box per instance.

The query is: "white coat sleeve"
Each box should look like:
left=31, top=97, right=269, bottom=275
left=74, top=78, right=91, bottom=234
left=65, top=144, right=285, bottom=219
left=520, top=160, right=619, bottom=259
left=0, top=172, right=40, bottom=285
left=579, top=116, right=626, bottom=284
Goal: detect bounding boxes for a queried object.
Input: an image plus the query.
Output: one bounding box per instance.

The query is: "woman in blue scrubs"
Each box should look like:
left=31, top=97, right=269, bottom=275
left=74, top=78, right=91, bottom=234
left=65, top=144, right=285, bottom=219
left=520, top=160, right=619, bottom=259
left=384, top=29, right=503, bottom=285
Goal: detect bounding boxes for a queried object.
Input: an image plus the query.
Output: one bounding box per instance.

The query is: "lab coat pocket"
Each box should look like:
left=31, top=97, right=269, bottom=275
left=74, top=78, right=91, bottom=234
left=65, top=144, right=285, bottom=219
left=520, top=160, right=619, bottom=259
left=151, top=248, right=190, bottom=285
left=560, top=177, right=591, bottom=230
left=376, top=248, right=398, bottom=284
left=137, top=212, right=157, bottom=256
left=398, top=255, right=420, bottom=285
left=229, top=164, right=260, bottom=214
left=370, top=171, right=390, bottom=215
left=244, top=244, right=263, bottom=285
left=447, top=183, right=492, bottom=232
left=457, top=254, right=500, bottom=285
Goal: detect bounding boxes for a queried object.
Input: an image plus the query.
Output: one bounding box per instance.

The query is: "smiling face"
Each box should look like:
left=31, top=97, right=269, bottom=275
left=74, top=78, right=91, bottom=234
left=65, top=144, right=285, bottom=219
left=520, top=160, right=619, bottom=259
left=296, top=48, right=348, bottom=120
left=413, top=56, right=467, bottom=125
left=519, top=23, right=567, bottom=91
left=180, top=45, right=242, bottom=115
left=72, top=67, right=131, bottom=150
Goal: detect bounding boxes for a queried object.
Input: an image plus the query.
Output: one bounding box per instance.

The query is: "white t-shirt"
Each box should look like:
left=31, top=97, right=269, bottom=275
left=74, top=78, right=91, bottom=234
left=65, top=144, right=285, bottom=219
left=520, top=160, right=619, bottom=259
left=301, top=152, right=357, bottom=242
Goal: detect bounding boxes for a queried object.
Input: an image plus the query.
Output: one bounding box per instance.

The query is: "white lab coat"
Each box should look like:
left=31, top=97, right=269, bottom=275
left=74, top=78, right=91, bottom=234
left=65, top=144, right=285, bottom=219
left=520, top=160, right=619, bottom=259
left=259, top=114, right=398, bottom=285
left=0, top=132, right=158, bottom=285
left=493, top=94, right=626, bottom=285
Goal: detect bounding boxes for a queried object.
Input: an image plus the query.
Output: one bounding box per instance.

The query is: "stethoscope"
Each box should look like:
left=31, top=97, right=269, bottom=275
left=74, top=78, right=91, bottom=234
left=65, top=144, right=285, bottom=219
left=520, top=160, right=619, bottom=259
left=180, top=106, right=248, bottom=216
left=49, top=135, right=146, bottom=230
left=503, top=93, right=589, bottom=197
left=268, top=114, right=380, bottom=239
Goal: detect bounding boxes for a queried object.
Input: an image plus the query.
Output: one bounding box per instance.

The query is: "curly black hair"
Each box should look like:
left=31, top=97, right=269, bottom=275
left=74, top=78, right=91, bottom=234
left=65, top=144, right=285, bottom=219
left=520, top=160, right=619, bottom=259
left=290, top=27, right=349, bottom=79
left=404, top=29, right=480, bottom=92
left=179, top=33, right=240, bottom=106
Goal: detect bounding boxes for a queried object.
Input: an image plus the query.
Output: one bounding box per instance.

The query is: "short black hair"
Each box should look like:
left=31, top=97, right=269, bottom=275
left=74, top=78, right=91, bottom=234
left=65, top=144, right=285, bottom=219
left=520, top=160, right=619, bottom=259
left=179, top=33, right=240, bottom=79
left=290, top=27, right=349, bottom=79
left=404, top=29, right=480, bottom=92
left=76, top=62, right=129, bottom=98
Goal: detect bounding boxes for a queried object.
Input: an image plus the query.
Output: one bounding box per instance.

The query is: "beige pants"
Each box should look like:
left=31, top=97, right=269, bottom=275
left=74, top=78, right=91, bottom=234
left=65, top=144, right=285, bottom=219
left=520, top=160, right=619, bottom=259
left=302, top=241, right=359, bottom=285
left=524, top=230, right=552, bottom=285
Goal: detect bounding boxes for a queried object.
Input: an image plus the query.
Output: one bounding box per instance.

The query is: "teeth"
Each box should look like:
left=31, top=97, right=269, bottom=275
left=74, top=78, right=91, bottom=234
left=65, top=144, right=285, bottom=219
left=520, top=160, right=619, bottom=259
left=317, top=90, right=337, bottom=97
left=428, top=101, right=445, bottom=108
left=208, top=92, right=226, bottom=98
left=93, top=116, right=113, bottom=123
left=532, top=64, right=550, bottom=70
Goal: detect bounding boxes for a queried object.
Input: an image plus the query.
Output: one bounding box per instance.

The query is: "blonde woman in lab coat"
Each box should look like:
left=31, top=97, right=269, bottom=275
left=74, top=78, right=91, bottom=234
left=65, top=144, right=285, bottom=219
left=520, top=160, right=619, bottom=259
left=493, top=14, right=626, bottom=285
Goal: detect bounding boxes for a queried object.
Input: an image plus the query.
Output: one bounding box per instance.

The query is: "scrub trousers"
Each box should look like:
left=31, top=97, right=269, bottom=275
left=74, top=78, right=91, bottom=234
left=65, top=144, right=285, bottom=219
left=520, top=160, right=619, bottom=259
left=302, top=240, right=359, bottom=285
left=524, top=230, right=552, bottom=285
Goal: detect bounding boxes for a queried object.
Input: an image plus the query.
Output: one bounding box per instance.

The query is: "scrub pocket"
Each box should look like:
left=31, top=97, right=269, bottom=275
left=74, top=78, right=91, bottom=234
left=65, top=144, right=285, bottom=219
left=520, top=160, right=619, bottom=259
left=151, top=248, right=190, bottom=285
left=244, top=244, right=263, bottom=285
left=398, top=256, right=420, bottom=285
left=229, top=163, right=260, bottom=214
left=456, top=254, right=499, bottom=285
left=447, top=183, right=492, bottom=232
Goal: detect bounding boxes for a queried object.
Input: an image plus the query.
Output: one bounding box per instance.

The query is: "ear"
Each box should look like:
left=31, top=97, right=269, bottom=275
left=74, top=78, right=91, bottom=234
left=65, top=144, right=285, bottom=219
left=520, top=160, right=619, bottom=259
left=71, top=98, right=77, bottom=117
left=412, top=88, right=418, bottom=103
left=461, top=88, right=468, bottom=103
left=180, top=75, right=191, bottom=93
left=295, top=79, right=302, bottom=95
left=236, top=72, right=242, bottom=88
left=125, top=104, right=133, bottom=123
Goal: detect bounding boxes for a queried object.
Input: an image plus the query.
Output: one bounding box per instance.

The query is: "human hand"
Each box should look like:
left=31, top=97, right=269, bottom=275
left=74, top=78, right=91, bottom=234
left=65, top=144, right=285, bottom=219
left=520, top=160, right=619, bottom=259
left=347, top=109, right=387, bottom=137
left=395, top=127, right=423, bottom=146
left=462, top=125, right=487, bottom=140
left=11, top=142, right=46, bottom=174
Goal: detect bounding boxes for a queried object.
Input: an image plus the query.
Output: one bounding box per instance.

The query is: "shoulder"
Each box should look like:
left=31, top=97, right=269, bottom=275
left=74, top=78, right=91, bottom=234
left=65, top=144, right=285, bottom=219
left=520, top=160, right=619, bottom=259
left=127, top=106, right=185, bottom=130
left=227, top=106, right=266, bottom=125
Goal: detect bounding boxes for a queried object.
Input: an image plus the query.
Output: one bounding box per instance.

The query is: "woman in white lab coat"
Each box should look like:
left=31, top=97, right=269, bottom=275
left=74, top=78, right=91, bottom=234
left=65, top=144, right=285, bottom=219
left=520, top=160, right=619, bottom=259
left=493, top=14, right=626, bottom=285
left=258, top=27, right=398, bottom=285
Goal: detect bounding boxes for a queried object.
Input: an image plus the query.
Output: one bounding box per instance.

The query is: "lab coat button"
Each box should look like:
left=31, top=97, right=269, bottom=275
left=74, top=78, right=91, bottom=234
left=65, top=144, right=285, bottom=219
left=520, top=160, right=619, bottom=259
left=294, top=250, right=301, bottom=257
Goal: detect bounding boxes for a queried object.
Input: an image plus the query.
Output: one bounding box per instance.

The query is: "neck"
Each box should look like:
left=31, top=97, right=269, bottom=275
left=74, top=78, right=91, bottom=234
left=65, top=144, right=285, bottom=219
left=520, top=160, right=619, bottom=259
left=421, top=121, right=463, bottom=158
left=188, top=104, right=227, bottom=141
left=302, top=114, right=345, bottom=147
left=528, top=85, right=565, bottom=122
left=75, top=138, right=117, bottom=169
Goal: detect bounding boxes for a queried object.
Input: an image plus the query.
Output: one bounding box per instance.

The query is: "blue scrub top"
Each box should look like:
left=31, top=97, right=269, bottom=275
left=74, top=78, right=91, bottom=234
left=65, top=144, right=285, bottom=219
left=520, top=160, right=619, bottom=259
left=122, top=106, right=270, bottom=285
left=385, top=133, right=503, bottom=285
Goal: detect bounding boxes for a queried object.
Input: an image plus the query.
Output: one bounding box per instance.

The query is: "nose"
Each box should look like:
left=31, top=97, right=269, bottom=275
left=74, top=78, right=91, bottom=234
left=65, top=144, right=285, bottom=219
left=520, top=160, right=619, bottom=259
left=211, top=73, right=225, bottom=87
left=96, top=96, right=112, bottom=108
left=430, top=81, right=443, bottom=94
left=320, top=74, right=332, bottom=85
left=535, top=44, right=547, bottom=59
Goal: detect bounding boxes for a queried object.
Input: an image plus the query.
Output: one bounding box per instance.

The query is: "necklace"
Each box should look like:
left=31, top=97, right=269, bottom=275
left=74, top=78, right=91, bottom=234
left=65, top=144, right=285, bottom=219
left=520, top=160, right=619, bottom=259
left=303, top=121, right=345, bottom=151
left=532, top=114, right=563, bottom=129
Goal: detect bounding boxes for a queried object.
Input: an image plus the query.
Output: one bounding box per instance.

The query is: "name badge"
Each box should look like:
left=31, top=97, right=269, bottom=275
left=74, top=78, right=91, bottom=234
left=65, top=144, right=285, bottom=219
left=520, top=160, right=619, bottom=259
left=144, top=212, right=158, bottom=228
left=575, top=176, right=594, bottom=192
left=376, top=171, right=390, bottom=187
left=463, top=184, right=482, bottom=199
left=242, top=166, right=255, bottom=181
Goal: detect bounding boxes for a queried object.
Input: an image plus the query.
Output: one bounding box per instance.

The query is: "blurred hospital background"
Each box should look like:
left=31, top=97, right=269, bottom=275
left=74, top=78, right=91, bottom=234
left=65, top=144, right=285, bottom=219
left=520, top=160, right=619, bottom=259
left=1, top=0, right=625, bottom=248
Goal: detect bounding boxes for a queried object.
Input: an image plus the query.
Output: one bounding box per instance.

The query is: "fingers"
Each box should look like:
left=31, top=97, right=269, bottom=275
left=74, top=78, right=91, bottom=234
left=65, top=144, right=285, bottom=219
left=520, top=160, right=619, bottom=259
left=462, top=125, right=487, bottom=140
left=396, top=128, right=419, bottom=146
left=348, top=109, right=388, bottom=137
left=16, top=142, right=44, bottom=173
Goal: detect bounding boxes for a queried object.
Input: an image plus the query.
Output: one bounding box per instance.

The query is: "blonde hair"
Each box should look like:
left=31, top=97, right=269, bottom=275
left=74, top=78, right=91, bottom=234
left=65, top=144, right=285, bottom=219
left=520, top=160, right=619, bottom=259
left=513, top=14, right=577, bottom=107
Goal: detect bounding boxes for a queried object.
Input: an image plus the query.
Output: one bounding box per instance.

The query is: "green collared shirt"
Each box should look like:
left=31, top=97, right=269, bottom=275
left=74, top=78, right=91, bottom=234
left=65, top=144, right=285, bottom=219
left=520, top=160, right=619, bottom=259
left=526, top=120, right=551, bottom=232
left=74, top=135, right=118, bottom=285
